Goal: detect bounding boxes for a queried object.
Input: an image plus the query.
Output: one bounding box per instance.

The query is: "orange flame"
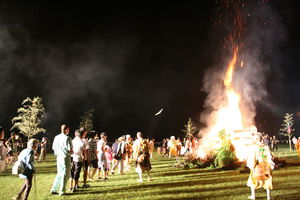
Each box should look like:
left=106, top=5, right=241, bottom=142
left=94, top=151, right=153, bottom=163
left=224, top=47, right=238, bottom=87
left=197, top=46, right=257, bottom=161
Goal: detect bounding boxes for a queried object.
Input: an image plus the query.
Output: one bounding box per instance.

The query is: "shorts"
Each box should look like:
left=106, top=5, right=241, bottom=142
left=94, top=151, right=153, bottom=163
left=89, top=159, right=98, bottom=169
left=70, top=161, right=83, bottom=180
left=97, top=152, right=107, bottom=170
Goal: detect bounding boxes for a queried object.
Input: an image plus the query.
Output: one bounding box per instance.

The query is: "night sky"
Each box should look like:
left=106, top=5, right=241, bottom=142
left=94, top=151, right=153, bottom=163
left=0, top=1, right=299, bottom=141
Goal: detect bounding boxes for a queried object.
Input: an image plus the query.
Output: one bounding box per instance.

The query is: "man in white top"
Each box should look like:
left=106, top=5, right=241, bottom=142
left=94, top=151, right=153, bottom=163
left=97, top=132, right=108, bottom=179
left=50, top=124, right=73, bottom=196
left=69, top=129, right=85, bottom=192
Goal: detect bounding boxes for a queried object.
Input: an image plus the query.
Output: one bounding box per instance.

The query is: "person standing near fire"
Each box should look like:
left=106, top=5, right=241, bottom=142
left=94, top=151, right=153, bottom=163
left=168, top=136, right=177, bottom=158
left=292, top=136, right=297, bottom=151
left=246, top=132, right=275, bottom=200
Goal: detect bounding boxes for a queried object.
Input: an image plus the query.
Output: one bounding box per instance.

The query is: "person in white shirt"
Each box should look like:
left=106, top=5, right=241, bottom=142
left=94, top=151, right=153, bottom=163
left=50, top=124, right=73, bottom=196
left=69, top=129, right=85, bottom=192
left=97, top=132, right=108, bottom=179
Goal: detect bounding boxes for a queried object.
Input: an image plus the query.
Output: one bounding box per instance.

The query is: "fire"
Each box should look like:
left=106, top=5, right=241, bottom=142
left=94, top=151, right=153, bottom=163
left=197, top=46, right=256, bottom=161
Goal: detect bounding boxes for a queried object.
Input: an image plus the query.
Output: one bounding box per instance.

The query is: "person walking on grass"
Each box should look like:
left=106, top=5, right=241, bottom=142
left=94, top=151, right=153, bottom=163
left=69, top=129, right=85, bottom=192
left=50, top=124, right=73, bottom=196
left=12, top=139, right=39, bottom=200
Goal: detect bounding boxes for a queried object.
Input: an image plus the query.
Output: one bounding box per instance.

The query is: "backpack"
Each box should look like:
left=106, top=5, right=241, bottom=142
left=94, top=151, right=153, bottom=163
left=12, top=160, right=25, bottom=175
left=115, top=149, right=123, bottom=160
left=115, top=143, right=123, bottom=160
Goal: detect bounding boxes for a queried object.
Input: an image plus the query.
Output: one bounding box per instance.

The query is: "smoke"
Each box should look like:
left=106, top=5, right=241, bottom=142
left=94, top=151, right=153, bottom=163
left=199, top=0, right=287, bottom=136
left=0, top=17, right=136, bottom=136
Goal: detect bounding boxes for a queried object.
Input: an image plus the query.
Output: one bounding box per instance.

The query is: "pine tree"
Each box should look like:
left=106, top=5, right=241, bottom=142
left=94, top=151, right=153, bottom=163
left=182, top=118, right=197, bottom=138
left=11, top=97, right=46, bottom=140
left=279, top=113, right=295, bottom=152
left=79, top=109, right=95, bottom=132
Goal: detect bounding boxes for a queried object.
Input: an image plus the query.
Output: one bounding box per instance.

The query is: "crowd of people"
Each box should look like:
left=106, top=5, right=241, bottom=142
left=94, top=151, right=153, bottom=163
left=0, top=129, right=49, bottom=172
left=161, top=136, right=199, bottom=158
left=0, top=125, right=299, bottom=200
left=49, top=125, right=152, bottom=196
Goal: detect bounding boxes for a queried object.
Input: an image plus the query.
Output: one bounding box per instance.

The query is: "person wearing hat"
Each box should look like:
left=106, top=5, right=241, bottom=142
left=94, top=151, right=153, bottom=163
left=246, top=132, right=275, bottom=200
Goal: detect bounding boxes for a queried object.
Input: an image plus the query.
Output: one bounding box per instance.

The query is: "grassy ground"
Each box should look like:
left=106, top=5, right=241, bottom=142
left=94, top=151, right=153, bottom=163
left=1, top=144, right=299, bottom=200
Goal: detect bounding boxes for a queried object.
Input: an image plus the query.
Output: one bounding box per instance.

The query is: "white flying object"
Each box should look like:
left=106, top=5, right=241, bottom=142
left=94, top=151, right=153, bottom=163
left=155, top=108, right=164, bottom=116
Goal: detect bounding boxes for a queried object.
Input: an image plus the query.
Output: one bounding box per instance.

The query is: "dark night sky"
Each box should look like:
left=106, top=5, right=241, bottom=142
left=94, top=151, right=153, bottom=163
left=0, top=1, right=299, bottom=141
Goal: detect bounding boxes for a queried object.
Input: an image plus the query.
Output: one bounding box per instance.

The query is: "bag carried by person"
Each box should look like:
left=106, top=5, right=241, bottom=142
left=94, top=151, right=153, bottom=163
left=253, top=162, right=271, bottom=181
left=115, top=149, right=123, bottom=160
left=12, top=160, right=25, bottom=175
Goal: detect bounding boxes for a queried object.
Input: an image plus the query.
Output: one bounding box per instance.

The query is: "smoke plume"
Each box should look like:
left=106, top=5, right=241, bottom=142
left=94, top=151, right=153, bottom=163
left=199, top=0, right=287, bottom=137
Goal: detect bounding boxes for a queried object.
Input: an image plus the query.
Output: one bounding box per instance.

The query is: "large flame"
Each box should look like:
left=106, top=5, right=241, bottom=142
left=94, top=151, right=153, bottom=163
left=197, top=47, right=256, bottom=161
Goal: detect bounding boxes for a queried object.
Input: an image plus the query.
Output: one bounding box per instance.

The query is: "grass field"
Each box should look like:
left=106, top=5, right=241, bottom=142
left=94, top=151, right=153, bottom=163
left=1, top=144, right=299, bottom=200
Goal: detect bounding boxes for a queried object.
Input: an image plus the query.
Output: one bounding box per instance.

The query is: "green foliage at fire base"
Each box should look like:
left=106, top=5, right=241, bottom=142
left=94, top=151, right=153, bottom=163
left=214, top=129, right=237, bottom=168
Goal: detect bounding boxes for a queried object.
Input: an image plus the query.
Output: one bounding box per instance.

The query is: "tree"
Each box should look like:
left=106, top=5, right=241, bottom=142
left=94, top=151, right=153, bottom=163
left=279, top=113, right=295, bottom=152
left=11, top=97, right=46, bottom=140
left=182, top=118, right=197, bottom=138
left=79, top=109, right=95, bottom=132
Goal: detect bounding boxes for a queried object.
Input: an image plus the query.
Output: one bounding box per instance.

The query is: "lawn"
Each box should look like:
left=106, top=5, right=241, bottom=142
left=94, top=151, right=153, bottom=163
left=1, top=144, right=299, bottom=200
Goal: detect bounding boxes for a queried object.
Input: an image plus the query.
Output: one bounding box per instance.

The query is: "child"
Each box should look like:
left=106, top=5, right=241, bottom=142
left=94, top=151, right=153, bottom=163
left=104, top=145, right=113, bottom=177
